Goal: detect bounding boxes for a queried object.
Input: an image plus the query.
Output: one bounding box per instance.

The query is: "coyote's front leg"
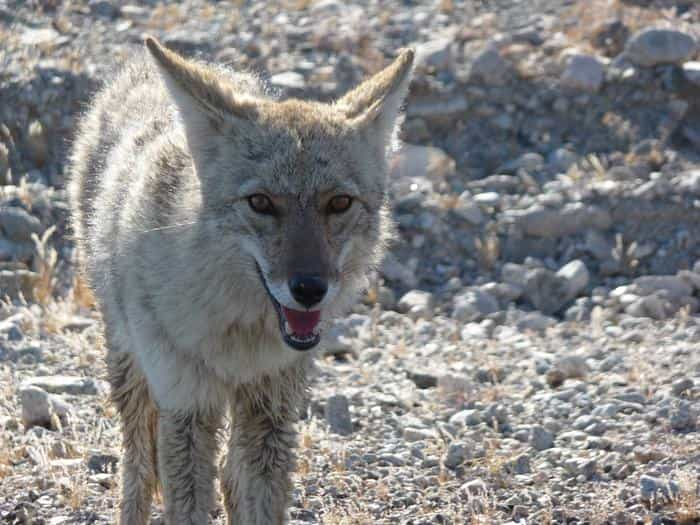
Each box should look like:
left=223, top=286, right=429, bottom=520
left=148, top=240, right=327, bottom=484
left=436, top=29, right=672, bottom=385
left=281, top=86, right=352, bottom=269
left=158, top=409, right=222, bottom=524
left=222, top=361, right=309, bottom=525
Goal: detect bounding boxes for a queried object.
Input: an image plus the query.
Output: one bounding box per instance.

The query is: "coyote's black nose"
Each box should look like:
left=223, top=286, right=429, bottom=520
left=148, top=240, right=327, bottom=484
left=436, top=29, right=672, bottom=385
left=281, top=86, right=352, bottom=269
left=289, top=274, right=327, bottom=308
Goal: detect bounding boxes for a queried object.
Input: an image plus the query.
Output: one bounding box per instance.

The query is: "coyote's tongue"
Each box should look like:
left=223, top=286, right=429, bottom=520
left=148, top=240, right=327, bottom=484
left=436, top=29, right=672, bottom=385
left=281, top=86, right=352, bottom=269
left=282, top=307, right=321, bottom=335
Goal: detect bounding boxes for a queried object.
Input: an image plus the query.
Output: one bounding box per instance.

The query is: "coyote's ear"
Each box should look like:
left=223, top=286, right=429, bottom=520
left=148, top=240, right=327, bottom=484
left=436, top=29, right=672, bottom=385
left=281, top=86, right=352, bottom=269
left=145, top=37, right=257, bottom=140
left=337, top=49, right=415, bottom=154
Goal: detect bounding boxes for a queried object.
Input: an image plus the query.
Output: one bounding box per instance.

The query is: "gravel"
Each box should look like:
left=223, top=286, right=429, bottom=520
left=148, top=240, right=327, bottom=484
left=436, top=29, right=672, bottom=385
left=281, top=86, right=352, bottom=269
left=1, top=0, right=700, bottom=523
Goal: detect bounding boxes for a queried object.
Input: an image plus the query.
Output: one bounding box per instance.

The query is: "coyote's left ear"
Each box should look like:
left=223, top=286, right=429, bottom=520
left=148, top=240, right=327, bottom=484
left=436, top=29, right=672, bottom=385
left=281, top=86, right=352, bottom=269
left=337, top=49, right=415, bottom=153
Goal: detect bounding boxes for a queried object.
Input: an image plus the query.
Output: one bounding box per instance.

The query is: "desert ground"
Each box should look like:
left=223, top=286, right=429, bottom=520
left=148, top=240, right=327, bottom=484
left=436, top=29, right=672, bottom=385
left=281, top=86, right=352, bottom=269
left=1, top=0, right=700, bottom=523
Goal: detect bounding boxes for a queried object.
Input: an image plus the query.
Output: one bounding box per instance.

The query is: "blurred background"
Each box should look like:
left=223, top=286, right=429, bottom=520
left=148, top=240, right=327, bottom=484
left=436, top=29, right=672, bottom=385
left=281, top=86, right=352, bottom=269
left=1, top=1, right=700, bottom=524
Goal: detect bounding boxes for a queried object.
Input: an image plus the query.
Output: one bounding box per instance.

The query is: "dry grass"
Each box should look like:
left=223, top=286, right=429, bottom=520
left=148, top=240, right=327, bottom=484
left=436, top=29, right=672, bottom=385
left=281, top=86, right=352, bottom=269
left=30, top=225, right=58, bottom=306
left=671, top=470, right=700, bottom=524
left=474, top=230, right=500, bottom=272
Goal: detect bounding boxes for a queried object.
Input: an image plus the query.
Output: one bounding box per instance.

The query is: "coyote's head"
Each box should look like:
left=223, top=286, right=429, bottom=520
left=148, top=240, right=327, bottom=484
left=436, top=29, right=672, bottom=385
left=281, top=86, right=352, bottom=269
left=145, top=38, right=413, bottom=351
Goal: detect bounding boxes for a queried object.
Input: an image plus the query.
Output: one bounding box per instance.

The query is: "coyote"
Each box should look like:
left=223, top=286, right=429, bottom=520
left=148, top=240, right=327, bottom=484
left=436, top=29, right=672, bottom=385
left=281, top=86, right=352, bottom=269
left=68, top=37, right=413, bottom=524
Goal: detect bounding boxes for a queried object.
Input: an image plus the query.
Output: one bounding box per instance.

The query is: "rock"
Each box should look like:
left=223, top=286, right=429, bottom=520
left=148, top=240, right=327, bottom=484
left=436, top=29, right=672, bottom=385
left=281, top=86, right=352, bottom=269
left=547, top=148, right=578, bottom=173
left=449, top=409, right=482, bottom=427
left=403, top=427, right=436, bottom=442
left=625, top=293, right=672, bottom=320
left=505, top=203, right=611, bottom=238
left=416, top=38, right=453, bottom=71
left=270, top=71, right=306, bottom=91
left=530, top=425, right=555, bottom=451
left=473, top=192, right=500, bottom=207
left=669, top=401, right=695, bottom=431
left=0, top=270, right=39, bottom=301
left=19, top=386, right=71, bottom=430
left=325, top=394, right=353, bottom=436
left=483, top=403, right=508, bottom=426
left=397, top=290, right=434, bottom=320
left=560, top=54, right=605, bottom=93
left=556, top=260, right=589, bottom=298
left=547, top=355, right=589, bottom=388
left=500, top=152, right=544, bottom=174
left=546, top=368, right=566, bottom=388
left=517, top=312, right=556, bottom=333
left=632, top=275, right=693, bottom=301
left=406, top=370, right=438, bottom=389
left=453, top=192, right=483, bottom=225
left=522, top=268, right=571, bottom=315
left=683, top=61, right=700, bottom=86
left=0, top=142, right=9, bottom=185
left=640, top=475, right=679, bottom=502
left=22, top=375, right=101, bottom=395
left=87, top=452, right=119, bottom=473
left=380, top=253, right=417, bottom=288
left=20, top=27, right=60, bottom=46
left=671, top=377, right=694, bottom=396
left=480, top=282, right=523, bottom=304
left=89, top=0, right=120, bottom=18
left=0, top=207, right=42, bottom=241
left=469, top=47, right=510, bottom=85
left=591, top=19, right=630, bottom=56
left=390, top=144, right=455, bottom=183
left=26, top=121, right=49, bottom=167
left=625, top=28, right=697, bottom=67
left=507, top=454, right=531, bottom=475
left=444, top=442, right=469, bottom=469
left=453, top=288, right=499, bottom=323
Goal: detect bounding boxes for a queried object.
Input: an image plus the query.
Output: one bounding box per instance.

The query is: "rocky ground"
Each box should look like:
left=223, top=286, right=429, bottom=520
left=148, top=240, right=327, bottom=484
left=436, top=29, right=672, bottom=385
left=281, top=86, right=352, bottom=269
left=2, top=0, right=700, bottom=523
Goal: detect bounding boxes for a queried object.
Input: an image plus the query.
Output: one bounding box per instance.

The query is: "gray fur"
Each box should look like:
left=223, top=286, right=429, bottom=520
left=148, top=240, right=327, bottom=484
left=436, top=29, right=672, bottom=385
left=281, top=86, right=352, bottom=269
left=68, top=38, right=413, bottom=525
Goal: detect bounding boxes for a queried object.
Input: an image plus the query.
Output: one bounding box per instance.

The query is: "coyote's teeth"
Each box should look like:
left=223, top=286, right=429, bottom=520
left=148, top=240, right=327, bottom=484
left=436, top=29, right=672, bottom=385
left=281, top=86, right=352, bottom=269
left=284, top=321, right=292, bottom=334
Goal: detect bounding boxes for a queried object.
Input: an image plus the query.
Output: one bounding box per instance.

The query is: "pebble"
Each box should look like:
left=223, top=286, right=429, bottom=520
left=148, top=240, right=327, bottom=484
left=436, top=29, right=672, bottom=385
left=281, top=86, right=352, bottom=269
left=452, top=288, right=499, bottom=323
left=530, top=425, right=555, bottom=451
left=0, top=207, right=42, bottom=241
left=19, top=386, right=71, bottom=430
left=443, top=442, right=469, bottom=469
left=397, top=290, right=434, bottom=320
left=560, top=54, right=605, bottom=93
left=324, top=394, right=353, bottom=436
left=22, top=376, right=101, bottom=396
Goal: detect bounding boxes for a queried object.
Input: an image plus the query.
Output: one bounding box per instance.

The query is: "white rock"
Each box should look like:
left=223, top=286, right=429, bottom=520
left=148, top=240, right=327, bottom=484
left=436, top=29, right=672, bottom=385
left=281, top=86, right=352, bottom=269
left=270, top=71, right=305, bottom=90
left=556, top=260, right=590, bottom=298
left=453, top=289, right=499, bottom=323
left=683, top=61, right=700, bottom=86
left=398, top=290, right=434, bottom=320
left=390, top=144, right=456, bottom=183
left=473, top=192, right=500, bottom=207
left=20, top=386, right=72, bottom=429
left=22, top=375, right=102, bottom=395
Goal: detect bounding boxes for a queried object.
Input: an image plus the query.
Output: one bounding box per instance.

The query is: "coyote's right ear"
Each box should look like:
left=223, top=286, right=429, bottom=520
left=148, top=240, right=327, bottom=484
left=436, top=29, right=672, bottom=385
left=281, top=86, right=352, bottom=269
left=336, top=49, right=415, bottom=156
left=144, top=37, right=259, bottom=142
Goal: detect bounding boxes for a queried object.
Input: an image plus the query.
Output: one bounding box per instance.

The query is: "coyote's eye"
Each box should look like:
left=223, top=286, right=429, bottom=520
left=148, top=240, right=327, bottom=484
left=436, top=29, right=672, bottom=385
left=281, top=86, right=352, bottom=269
left=248, top=194, right=275, bottom=215
left=327, top=195, right=353, bottom=214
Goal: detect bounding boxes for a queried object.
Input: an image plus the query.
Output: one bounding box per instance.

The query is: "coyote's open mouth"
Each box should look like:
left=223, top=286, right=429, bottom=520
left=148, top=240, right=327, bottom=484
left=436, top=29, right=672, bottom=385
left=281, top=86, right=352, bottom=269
left=256, top=265, right=322, bottom=351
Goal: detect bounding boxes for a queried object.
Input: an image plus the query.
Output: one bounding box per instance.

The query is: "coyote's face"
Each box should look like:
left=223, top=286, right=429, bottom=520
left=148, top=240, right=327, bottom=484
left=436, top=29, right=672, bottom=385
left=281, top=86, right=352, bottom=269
left=146, top=39, right=413, bottom=350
